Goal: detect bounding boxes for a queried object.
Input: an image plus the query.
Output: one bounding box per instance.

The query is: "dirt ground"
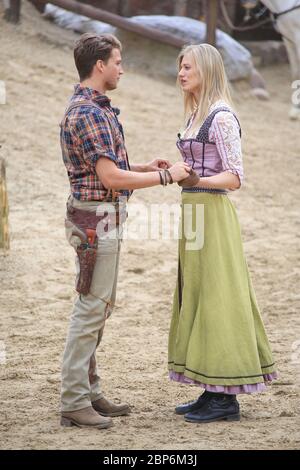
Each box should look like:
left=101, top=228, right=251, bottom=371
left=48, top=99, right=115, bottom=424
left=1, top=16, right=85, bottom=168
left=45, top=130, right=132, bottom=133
left=0, top=1, right=299, bottom=450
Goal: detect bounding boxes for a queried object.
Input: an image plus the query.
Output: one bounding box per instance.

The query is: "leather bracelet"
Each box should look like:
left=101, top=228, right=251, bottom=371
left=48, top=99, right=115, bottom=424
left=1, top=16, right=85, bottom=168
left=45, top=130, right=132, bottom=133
left=158, top=171, right=164, bottom=185
left=165, top=169, right=173, bottom=184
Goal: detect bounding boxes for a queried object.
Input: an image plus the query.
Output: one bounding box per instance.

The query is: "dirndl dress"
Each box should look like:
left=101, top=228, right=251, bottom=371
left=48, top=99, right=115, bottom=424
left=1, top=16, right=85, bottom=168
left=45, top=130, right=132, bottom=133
left=168, top=104, right=277, bottom=394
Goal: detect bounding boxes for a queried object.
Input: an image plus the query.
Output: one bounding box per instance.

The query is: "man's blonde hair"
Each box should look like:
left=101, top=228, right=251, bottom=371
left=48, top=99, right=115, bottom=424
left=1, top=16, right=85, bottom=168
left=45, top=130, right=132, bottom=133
left=177, top=43, right=233, bottom=136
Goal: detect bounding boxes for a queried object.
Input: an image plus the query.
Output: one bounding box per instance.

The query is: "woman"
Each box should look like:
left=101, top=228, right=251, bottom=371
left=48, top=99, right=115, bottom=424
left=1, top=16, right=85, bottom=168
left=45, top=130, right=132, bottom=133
left=168, top=44, right=277, bottom=423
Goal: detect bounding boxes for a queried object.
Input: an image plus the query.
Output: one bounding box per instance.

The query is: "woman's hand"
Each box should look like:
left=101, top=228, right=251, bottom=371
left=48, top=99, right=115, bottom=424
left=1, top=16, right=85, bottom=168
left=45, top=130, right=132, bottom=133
left=169, top=162, right=191, bottom=182
left=177, top=169, right=200, bottom=187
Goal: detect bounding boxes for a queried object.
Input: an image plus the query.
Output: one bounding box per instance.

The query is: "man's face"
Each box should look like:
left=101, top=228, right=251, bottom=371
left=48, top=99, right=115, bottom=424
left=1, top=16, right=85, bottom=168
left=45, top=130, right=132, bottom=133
left=101, top=48, right=124, bottom=91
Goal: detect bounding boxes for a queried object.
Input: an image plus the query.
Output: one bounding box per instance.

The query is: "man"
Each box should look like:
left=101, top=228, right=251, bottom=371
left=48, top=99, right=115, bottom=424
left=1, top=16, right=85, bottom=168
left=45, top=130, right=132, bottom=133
left=60, top=33, right=190, bottom=430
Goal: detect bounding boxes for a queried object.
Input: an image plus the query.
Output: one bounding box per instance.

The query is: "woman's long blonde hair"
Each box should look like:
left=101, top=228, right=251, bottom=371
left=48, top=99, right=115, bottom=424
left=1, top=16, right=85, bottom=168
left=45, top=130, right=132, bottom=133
left=178, top=44, right=233, bottom=136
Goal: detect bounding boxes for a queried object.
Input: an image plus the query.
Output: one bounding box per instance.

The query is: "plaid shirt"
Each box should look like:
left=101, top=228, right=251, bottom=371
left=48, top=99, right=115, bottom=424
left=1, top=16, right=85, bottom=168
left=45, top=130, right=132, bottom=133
left=60, top=85, right=131, bottom=201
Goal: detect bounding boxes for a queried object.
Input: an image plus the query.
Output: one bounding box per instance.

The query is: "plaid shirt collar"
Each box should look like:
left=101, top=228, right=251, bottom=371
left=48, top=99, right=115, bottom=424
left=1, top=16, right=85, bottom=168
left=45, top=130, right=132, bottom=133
left=73, top=84, right=120, bottom=115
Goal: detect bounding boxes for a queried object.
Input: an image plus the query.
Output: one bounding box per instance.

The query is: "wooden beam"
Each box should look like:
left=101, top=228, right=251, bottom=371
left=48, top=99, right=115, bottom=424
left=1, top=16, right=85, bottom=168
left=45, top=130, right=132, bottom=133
left=35, top=0, right=187, bottom=49
left=206, top=0, right=218, bottom=46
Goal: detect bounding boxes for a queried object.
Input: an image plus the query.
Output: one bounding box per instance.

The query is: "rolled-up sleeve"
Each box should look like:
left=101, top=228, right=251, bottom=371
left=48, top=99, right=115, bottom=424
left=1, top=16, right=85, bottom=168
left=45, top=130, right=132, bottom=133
left=210, top=112, right=244, bottom=186
left=75, top=111, right=117, bottom=172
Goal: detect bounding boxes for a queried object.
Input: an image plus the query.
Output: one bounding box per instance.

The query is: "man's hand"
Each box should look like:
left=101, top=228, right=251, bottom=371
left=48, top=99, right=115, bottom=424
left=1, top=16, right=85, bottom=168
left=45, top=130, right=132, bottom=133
left=144, top=158, right=172, bottom=171
left=168, top=162, right=191, bottom=183
left=177, top=169, right=200, bottom=187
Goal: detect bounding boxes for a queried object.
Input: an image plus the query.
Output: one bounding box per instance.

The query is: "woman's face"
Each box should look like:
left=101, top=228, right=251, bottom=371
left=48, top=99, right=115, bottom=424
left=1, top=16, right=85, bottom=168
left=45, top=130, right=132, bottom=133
left=178, top=53, right=201, bottom=96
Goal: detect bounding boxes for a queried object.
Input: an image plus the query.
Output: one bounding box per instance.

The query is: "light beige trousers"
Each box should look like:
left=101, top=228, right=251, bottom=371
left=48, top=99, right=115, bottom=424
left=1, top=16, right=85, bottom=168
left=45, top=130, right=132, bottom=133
left=61, top=196, right=122, bottom=412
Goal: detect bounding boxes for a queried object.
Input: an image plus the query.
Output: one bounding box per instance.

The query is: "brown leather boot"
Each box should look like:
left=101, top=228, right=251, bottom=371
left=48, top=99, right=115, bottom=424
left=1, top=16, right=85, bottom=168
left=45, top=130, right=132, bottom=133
left=61, top=406, right=113, bottom=429
left=92, top=397, right=131, bottom=417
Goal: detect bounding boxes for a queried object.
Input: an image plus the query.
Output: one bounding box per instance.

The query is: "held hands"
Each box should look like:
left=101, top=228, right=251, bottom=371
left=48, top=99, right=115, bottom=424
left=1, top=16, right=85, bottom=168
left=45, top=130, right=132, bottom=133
left=168, top=161, right=191, bottom=183
left=177, top=169, right=200, bottom=187
left=151, top=160, right=197, bottom=186
left=145, top=159, right=194, bottom=186
left=145, top=158, right=172, bottom=172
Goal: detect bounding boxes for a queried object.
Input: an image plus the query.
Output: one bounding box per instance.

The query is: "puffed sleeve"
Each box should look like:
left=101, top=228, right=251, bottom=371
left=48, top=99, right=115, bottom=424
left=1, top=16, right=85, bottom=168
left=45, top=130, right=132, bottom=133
left=209, top=111, right=244, bottom=186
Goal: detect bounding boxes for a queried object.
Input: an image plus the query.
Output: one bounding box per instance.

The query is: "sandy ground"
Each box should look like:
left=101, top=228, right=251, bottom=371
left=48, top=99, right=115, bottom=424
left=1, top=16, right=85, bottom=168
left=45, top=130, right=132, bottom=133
left=0, top=1, right=300, bottom=450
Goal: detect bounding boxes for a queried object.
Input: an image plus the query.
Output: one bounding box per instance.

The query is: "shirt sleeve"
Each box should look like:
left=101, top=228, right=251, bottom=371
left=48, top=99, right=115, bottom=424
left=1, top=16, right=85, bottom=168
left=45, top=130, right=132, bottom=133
left=209, top=111, right=244, bottom=186
left=75, top=110, right=117, bottom=172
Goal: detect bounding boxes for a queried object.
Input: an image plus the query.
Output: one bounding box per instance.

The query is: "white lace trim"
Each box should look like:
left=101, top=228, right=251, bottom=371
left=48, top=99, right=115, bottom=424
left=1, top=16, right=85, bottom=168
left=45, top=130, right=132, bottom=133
left=209, top=107, right=244, bottom=183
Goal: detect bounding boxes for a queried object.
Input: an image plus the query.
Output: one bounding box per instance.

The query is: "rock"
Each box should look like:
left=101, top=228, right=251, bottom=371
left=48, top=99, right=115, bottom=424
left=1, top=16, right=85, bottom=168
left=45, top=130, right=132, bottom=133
left=279, top=411, right=294, bottom=417
left=43, top=4, right=116, bottom=34
left=43, top=6, right=253, bottom=81
left=130, top=15, right=253, bottom=81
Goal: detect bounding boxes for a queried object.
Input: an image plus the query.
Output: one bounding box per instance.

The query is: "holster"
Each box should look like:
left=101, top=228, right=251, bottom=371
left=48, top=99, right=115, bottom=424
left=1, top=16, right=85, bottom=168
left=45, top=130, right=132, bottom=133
left=66, top=201, right=126, bottom=295
left=66, top=203, right=108, bottom=296
left=75, top=241, right=98, bottom=296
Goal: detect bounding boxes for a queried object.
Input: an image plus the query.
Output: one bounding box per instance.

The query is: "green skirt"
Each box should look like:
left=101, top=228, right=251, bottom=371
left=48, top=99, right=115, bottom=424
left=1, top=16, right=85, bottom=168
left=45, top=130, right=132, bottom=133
left=168, top=192, right=276, bottom=392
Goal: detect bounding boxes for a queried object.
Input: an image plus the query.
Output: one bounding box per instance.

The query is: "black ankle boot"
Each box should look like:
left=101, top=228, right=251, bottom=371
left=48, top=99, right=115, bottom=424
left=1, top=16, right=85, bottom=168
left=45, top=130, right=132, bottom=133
left=184, top=393, right=240, bottom=423
left=175, top=390, right=213, bottom=415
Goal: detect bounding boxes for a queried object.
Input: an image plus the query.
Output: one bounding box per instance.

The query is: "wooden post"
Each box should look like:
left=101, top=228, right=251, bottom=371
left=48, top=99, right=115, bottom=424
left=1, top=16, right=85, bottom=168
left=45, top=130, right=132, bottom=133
left=4, top=0, right=21, bottom=24
left=117, top=0, right=130, bottom=17
left=0, top=158, right=9, bottom=250
left=206, top=0, right=218, bottom=46
left=174, top=0, right=188, bottom=16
